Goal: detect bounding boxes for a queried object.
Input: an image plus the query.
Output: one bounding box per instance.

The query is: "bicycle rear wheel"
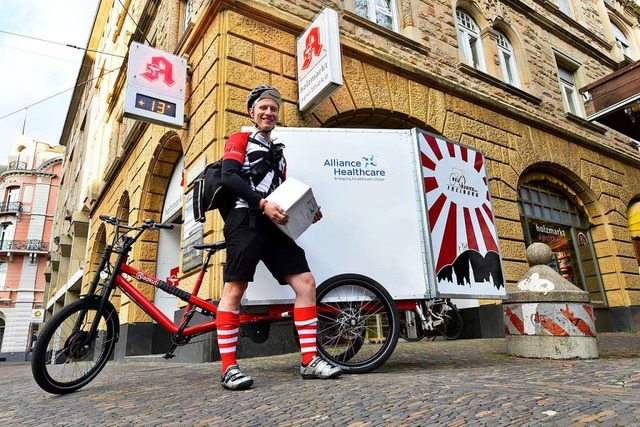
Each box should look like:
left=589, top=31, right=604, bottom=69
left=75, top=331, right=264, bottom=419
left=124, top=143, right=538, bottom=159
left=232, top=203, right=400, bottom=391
left=316, top=274, right=400, bottom=374
left=31, top=297, right=119, bottom=394
left=436, top=303, right=463, bottom=340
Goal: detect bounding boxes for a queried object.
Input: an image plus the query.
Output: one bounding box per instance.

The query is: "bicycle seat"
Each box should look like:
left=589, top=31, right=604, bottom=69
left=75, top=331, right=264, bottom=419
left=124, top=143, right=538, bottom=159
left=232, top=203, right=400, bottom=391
left=192, top=240, right=226, bottom=251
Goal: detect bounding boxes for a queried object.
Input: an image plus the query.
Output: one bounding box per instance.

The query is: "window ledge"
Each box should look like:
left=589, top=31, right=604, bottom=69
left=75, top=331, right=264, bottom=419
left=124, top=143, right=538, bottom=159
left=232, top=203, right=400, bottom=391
left=342, top=11, right=430, bottom=58
left=564, top=112, right=608, bottom=134
left=458, top=63, right=542, bottom=105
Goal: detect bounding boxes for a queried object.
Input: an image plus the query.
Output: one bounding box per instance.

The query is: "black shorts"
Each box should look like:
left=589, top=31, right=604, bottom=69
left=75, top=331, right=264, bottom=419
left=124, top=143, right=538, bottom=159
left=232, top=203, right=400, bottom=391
left=223, top=208, right=310, bottom=285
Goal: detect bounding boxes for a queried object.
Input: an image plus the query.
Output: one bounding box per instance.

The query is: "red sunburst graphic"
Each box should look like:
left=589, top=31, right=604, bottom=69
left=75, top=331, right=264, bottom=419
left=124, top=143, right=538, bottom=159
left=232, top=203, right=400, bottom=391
left=419, top=133, right=499, bottom=274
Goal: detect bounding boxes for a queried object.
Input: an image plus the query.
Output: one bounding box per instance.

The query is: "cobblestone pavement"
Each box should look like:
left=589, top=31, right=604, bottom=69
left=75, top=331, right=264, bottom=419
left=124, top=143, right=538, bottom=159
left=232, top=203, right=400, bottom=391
left=1, top=333, right=639, bottom=426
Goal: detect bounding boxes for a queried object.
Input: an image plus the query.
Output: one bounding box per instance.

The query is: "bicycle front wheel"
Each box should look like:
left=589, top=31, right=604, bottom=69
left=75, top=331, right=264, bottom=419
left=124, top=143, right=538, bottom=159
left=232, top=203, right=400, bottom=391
left=31, top=298, right=119, bottom=394
left=437, top=303, right=463, bottom=340
left=316, top=274, right=400, bottom=374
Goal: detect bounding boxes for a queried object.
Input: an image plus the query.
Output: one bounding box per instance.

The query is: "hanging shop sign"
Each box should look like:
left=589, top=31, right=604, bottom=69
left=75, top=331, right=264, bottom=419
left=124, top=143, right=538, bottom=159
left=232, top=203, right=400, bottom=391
left=124, top=42, right=187, bottom=128
left=31, top=308, right=45, bottom=323
left=296, top=8, right=343, bottom=114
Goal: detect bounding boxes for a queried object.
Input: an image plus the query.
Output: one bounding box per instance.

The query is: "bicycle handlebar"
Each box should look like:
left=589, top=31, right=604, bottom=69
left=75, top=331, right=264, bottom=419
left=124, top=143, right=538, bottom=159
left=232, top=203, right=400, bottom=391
left=144, top=219, right=174, bottom=230
left=99, top=215, right=174, bottom=230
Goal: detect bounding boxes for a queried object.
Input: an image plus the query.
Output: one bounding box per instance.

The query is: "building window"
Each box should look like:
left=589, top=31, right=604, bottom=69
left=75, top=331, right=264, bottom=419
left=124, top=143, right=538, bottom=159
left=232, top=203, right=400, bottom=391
left=456, top=9, right=486, bottom=71
left=0, top=262, right=6, bottom=289
left=496, top=32, right=520, bottom=87
left=0, top=224, right=13, bottom=250
left=355, top=0, right=399, bottom=31
left=6, top=187, right=19, bottom=205
left=557, top=65, right=581, bottom=116
left=182, top=0, right=195, bottom=32
left=611, top=22, right=632, bottom=58
left=518, top=181, right=607, bottom=306
left=558, top=0, right=572, bottom=17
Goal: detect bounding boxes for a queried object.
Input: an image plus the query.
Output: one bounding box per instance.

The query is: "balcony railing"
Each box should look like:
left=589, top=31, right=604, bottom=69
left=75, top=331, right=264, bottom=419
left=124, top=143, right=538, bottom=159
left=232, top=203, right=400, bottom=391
left=0, top=239, right=49, bottom=252
left=0, top=201, right=23, bottom=213
left=8, top=161, right=28, bottom=171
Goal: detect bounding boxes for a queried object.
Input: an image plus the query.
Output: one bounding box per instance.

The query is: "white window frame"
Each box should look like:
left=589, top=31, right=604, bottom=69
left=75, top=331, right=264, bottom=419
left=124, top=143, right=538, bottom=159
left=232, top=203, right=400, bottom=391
left=354, top=0, right=400, bottom=32
left=557, top=65, right=581, bottom=116
left=0, top=223, right=14, bottom=250
left=6, top=187, right=19, bottom=204
left=456, top=9, right=487, bottom=72
left=182, top=0, right=195, bottom=32
left=558, top=0, right=572, bottom=17
left=611, top=22, right=632, bottom=58
left=496, top=32, right=520, bottom=87
left=0, top=262, right=6, bottom=289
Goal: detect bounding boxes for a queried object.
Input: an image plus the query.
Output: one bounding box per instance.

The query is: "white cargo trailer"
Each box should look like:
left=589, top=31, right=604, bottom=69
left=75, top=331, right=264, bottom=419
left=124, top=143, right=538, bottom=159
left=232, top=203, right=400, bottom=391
left=244, top=128, right=507, bottom=305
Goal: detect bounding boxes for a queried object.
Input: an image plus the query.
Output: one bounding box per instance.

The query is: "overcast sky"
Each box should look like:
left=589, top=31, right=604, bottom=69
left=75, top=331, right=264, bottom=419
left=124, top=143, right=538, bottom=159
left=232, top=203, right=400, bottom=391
left=0, top=1, right=98, bottom=164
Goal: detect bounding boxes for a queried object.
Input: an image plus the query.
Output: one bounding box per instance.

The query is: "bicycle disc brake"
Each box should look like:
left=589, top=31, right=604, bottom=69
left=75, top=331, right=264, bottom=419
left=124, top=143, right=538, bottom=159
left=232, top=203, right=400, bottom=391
left=241, top=322, right=271, bottom=344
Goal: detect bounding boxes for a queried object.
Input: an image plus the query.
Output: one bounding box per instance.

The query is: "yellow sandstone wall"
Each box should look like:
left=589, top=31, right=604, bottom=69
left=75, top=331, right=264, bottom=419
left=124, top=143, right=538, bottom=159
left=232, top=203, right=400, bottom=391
left=85, top=3, right=640, bottom=327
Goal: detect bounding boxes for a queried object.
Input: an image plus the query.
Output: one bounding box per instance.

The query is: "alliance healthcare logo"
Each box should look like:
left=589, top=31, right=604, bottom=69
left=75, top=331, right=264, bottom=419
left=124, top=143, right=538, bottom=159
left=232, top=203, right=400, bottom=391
left=324, top=155, right=387, bottom=181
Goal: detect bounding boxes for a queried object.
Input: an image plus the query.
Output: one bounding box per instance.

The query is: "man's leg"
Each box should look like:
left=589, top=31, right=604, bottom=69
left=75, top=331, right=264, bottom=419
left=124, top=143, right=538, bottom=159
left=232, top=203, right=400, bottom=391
left=217, top=281, right=253, bottom=390
left=288, top=272, right=317, bottom=364
left=288, top=272, right=342, bottom=379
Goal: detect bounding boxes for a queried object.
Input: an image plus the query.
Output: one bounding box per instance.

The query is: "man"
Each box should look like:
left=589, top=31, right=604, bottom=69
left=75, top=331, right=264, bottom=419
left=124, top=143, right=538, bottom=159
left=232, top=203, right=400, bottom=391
left=217, top=85, right=343, bottom=390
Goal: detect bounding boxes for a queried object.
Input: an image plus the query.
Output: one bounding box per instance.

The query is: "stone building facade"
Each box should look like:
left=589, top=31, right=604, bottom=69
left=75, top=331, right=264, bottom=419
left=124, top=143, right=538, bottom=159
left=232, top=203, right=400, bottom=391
left=0, top=137, right=63, bottom=361
left=46, top=0, right=640, bottom=361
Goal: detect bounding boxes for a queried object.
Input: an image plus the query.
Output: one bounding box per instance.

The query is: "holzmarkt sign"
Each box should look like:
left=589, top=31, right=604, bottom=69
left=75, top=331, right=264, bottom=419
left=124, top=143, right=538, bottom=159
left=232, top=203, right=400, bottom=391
left=296, top=8, right=343, bottom=114
left=124, top=42, right=187, bottom=128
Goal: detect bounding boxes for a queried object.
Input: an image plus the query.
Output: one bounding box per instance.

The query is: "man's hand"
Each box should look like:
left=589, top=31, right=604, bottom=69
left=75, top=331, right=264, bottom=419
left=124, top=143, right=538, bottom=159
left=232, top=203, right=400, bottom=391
left=264, top=201, right=289, bottom=224
left=312, top=206, right=323, bottom=224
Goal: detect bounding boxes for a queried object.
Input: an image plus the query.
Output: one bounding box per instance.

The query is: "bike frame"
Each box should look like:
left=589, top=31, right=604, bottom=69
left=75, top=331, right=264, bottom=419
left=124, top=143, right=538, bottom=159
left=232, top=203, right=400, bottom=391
left=115, top=262, right=295, bottom=338
left=82, top=218, right=298, bottom=350
left=397, top=299, right=455, bottom=331
left=82, top=216, right=426, bottom=354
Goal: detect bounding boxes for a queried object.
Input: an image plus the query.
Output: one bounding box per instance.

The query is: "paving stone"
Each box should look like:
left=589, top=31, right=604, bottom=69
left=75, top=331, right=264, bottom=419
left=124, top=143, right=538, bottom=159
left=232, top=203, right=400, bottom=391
left=1, top=333, right=638, bottom=426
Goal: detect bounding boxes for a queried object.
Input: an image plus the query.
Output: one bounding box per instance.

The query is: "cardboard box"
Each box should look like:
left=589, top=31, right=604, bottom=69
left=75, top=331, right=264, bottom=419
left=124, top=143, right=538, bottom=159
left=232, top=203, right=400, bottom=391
left=266, top=177, right=319, bottom=240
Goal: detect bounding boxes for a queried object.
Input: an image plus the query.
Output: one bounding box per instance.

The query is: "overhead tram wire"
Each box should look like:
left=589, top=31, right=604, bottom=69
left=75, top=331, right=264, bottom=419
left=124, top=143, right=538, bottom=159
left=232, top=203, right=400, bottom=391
left=0, top=42, right=83, bottom=64
left=1, top=2, right=156, bottom=122
left=0, top=29, right=126, bottom=58
left=0, top=66, right=122, bottom=121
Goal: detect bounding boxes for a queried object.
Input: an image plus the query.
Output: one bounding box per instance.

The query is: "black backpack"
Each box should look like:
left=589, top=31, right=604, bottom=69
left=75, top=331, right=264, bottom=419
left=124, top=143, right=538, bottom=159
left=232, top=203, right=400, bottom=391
left=192, top=136, right=285, bottom=223
left=193, top=159, right=234, bottom=223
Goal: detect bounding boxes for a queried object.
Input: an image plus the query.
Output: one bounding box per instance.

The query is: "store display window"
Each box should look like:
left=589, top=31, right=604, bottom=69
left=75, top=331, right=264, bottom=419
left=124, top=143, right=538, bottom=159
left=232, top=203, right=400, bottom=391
left=518, top=181, right=607, bottom=306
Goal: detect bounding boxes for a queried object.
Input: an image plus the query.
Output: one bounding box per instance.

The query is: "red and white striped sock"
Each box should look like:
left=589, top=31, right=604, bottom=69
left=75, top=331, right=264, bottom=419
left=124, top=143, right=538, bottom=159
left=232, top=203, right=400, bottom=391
left=216, top=309, right=240, bottom=373
left=294, top=306, right=317, bottom=365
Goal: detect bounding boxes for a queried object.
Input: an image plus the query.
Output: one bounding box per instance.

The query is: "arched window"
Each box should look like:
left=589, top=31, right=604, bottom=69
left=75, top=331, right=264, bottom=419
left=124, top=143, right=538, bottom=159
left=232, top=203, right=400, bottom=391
left=0, top=224, right=13, bottom=250
left=496, top=31, right=520, bottom=87
left=518, top=181, right=606, bottom=305
left=456, top=9, right=486, bottom=71
left=611, top=22, right=632, bottom=58
left=5, top=186, right=19, bottom=204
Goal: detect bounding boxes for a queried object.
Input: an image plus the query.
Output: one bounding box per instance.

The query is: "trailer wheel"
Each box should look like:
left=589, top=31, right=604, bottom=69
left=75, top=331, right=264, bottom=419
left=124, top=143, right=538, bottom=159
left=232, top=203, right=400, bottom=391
left=315, top=274, right=400, bottom=374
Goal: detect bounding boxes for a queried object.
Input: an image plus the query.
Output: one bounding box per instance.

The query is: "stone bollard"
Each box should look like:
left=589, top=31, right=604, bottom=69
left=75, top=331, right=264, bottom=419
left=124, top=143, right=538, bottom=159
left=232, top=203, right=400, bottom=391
left=503, top=242, right=598, bottom=359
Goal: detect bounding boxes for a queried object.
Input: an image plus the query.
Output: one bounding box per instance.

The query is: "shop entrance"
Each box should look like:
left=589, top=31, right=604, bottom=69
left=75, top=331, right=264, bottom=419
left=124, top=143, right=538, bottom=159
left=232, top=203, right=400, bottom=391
left=155, top=156, right=184, bottom=321
left=627, top=201, right=640, bottom=273
left=518, top=181, right=607, bottom=306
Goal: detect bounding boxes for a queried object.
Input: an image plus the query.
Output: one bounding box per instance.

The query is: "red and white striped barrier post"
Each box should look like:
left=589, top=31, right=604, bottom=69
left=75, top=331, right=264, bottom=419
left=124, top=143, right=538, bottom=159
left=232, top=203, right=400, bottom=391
left=503, top=242, right=598, bottom=359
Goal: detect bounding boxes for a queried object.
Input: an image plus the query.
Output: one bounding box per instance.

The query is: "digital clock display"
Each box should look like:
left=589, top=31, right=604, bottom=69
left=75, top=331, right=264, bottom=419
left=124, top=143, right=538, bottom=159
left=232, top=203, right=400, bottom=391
left=135, top=93, right=177, bottom=117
